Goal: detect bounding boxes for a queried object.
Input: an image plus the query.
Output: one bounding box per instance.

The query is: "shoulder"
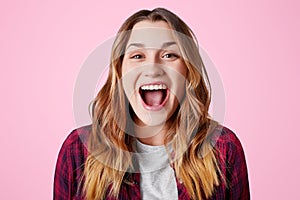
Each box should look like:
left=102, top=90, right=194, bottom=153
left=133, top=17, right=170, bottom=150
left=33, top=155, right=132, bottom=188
left=56, top=124, right=92, bottom=167
left=210, top=126, right=250, bottom=199
left=58, top=125, right=92, bottom=167
left=62, top=124, right=92, bottom=148
left=55, top=124, right=92, bottom=177
left=54, top=125, right=92, bottom=198
left=211, top=125, right=245, bottom=164
left=210, top=125, right=245, bottom=158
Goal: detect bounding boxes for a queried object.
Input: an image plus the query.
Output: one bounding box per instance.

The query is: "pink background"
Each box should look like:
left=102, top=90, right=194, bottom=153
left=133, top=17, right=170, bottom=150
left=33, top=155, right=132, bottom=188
left=1, top=0, right=299, bottom=199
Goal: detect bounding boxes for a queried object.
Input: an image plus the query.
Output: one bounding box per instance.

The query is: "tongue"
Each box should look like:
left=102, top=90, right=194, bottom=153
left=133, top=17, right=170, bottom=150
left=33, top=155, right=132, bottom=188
left=144, top=90, right=164, bottom=106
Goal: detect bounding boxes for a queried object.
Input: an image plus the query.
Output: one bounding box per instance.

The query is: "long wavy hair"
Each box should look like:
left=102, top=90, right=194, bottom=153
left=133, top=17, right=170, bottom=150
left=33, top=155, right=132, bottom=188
left=83, top=8, right=222, bottom=200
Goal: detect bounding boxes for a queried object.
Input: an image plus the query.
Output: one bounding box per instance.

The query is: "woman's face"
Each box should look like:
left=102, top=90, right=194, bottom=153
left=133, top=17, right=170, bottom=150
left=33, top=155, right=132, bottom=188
left=122, top=20, right=187, bottom=127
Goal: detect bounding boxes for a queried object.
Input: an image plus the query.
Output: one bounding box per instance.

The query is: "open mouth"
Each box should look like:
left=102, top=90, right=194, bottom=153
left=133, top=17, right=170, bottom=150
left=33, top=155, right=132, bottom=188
left=139, top=83, right=169, bottom=111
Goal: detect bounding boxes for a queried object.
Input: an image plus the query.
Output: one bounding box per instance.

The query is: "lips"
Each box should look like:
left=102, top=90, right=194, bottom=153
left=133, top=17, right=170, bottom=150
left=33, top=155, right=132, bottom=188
left=139, top=82, right=170, bottom=111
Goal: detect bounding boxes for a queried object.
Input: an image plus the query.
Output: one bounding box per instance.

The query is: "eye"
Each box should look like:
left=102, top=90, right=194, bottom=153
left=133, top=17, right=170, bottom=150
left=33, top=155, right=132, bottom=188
left=130, top=54, right=143, bottom=59
left=162, top=53, right=178, bottom=59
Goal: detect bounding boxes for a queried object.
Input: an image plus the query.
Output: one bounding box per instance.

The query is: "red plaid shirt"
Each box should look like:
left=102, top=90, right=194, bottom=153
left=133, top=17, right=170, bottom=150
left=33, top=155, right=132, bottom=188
left=54, top=125, right=250, bottom=200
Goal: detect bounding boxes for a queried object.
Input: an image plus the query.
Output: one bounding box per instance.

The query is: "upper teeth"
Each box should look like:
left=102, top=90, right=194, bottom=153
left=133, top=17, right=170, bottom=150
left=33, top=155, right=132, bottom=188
left=141, top=84, right=167, bottom=90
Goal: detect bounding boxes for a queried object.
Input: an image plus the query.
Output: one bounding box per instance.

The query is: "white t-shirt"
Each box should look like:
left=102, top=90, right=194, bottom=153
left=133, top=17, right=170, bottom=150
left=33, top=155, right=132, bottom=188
left=135, top=140, right=178, bottom=200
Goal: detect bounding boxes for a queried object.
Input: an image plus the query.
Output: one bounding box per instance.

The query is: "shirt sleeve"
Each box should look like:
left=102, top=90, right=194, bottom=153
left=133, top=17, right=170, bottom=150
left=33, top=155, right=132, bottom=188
left=223, top=128, right=250, bottom=200
left=53, top=134, right=74, bottom=200
left=53, top=127, right=90, bottom=200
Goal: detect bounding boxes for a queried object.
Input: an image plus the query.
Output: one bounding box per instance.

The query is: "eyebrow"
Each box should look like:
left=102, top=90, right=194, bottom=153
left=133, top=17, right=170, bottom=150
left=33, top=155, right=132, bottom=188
left=126, top=41, right=178, bottom=51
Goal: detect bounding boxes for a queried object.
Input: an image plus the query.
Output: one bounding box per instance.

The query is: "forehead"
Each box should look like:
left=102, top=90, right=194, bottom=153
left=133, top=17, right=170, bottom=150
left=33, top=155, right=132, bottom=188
left=126, top=20, right=177, bottom=49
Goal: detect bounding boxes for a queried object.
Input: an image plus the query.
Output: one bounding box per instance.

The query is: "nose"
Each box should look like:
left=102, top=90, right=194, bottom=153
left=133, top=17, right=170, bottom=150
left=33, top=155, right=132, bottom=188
left=143, top=64, right=164, bottom=78
left=143, top=53, right=165, bottom=78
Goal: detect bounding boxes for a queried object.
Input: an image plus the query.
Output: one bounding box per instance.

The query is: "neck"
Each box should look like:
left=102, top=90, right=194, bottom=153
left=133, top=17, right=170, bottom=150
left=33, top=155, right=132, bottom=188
left=134, top=123, right=167, bottom=146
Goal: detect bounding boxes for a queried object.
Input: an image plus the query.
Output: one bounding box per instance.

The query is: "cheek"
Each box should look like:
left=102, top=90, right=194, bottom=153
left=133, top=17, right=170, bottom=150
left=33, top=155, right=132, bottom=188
left=176, top=65, right=187, bottom=96
left=121, top=60, right=139, bottom=78
left=121, top=64, right=140, bottom=100
left=122, top=75, right=133, bottom=100
left=121, top=61, right=129, bottom=75
left=171, top=60, right=187, bottom=78
left=178, top=63, right=187, bottom=77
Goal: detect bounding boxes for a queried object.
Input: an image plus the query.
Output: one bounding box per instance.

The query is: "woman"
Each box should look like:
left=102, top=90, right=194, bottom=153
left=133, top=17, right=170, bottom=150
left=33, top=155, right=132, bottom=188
left=54, top=8, right=250, bottom=200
